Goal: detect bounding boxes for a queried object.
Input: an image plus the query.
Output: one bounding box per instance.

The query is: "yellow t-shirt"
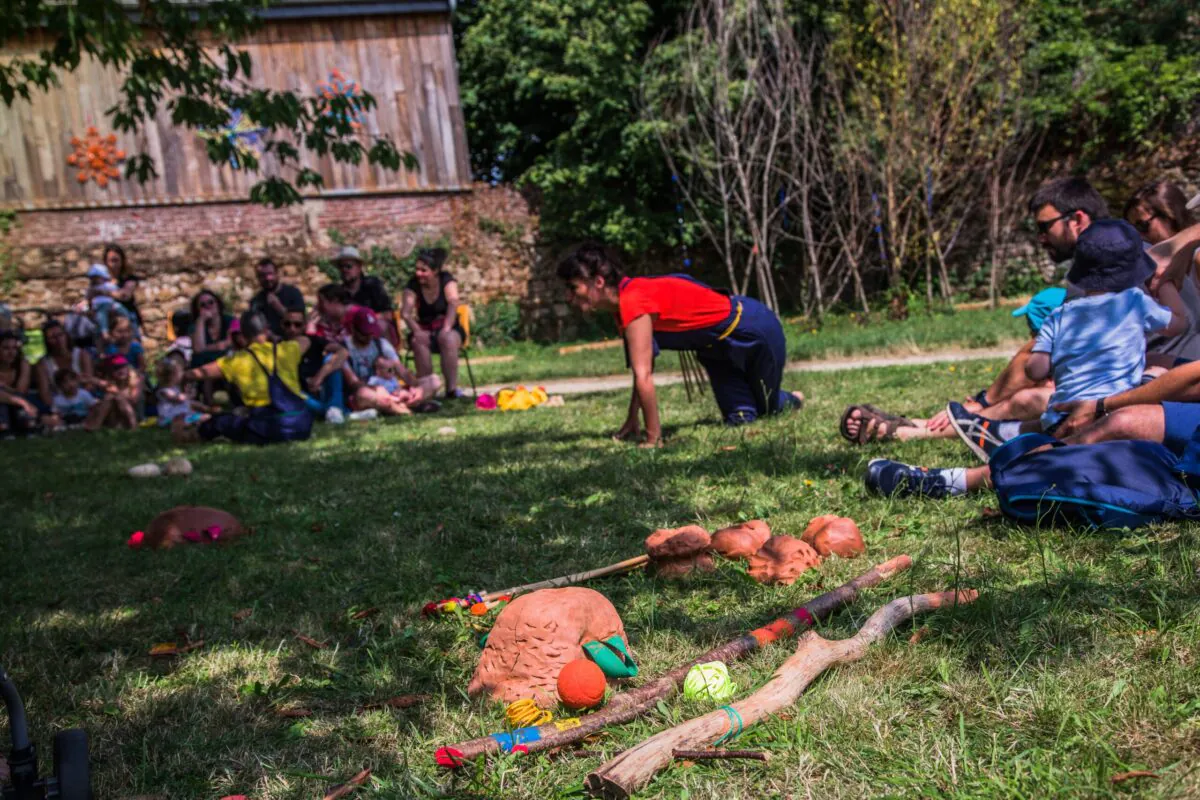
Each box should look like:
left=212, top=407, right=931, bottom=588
left=217, top=341, right=305, bottom=408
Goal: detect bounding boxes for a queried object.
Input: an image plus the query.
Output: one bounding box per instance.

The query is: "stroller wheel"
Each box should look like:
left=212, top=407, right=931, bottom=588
left=52, top=729, right=92, bottom=800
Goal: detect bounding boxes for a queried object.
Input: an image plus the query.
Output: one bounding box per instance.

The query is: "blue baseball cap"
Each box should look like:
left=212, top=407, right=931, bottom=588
left=1012, top=287, right=1067, bottom=335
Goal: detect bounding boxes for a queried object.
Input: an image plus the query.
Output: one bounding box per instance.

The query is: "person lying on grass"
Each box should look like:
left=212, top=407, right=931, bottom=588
left=866, top=219, right=1187, bottom=499
left=557, top=244, right=803, bottom=447
left=840, top=176, right=1107, bottom=446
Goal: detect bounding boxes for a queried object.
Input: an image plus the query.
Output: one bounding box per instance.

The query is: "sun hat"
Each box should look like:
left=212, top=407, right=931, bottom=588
left=1012, top=287, right=1067, bottom=336
left=1065, top=219, right=1155, bottom=294
left=333, top=245, right=363, bottom=265
left=86, top=263, right=112, bottom=280
left=348, top=306, right=381, bottom=338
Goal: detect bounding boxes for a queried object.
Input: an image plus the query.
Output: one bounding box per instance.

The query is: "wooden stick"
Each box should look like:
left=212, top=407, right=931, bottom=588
left=558, top=339, right=624, bottom=355
left=480, top=555, right=651, bottom=604
left=586, top=589, right=979, bottom=799
left=434, top=555, right=911, bottom=766
left=672, top=749, right=770, bottom=762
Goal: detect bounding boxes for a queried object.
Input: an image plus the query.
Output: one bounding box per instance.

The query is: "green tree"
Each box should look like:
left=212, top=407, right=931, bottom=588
left=455, top=0, right=686, bottom=252
left=1, top=0, right=415, bottom=206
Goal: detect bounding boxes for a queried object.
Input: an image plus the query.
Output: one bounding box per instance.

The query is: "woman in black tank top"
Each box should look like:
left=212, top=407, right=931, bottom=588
left=401, top=248, right=465, bottom=398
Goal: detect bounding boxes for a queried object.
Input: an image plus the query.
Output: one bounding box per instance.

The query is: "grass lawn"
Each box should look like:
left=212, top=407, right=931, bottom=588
left=3, top=357, right=1198, bottom=799
left=464, top=305, right=1026, bottom=386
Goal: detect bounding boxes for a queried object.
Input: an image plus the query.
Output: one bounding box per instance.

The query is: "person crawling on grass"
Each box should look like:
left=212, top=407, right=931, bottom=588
left=866, top=219, right=1188, bottom=499
left=839, top=176, right=1109, bottom=447
left=557, top=244, right=804, bottom=446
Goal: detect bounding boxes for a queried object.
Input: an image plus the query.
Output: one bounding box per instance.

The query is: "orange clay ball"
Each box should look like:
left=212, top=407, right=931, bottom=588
left=557, top=659, right=606, bottom=710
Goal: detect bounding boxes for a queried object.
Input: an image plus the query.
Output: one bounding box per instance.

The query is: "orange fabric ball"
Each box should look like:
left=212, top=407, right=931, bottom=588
left=557, top=659, right=606, bottom=710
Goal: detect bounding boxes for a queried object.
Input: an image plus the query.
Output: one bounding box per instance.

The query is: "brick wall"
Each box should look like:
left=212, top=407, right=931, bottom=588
left=2, top=184, right=537, bottom=347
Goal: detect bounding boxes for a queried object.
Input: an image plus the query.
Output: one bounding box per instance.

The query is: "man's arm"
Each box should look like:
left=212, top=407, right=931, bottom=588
left=1025, top=351, right=1051, bottom=382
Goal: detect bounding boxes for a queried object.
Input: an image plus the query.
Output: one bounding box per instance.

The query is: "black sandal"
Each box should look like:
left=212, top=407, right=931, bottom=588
left=839, top=404, right=915, bottom=444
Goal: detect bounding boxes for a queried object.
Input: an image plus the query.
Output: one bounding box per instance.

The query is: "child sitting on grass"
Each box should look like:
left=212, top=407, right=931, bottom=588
left=367, top=356, right=422, bottom=407
left=154, top=358, right=211, bottom=434
left=89, top=354, right=142, bottom=430
left=49, top=368, right=98, bottom=430
left=869, top=219, right=1188, bottom=499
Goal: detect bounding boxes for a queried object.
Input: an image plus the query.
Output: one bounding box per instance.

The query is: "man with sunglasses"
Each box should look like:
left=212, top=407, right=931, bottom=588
left=281, top=309, right=348, bottom=424
left=842, top=177, right=1108, bottom=447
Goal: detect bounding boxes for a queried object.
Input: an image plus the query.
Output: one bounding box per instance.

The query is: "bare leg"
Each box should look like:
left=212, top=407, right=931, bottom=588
left=84, top=395, right=115, bottom=431
left=115, top=397, right=137, bottom=429
left=437, top=328, right=461, bottom=395
left=413, top=338, right=434, bottom=379
left=981, top=386, right=1054, bottom=421
left=966, top=465, right=992, bottom=492
left=1064, top=405, right=1166, bottom=446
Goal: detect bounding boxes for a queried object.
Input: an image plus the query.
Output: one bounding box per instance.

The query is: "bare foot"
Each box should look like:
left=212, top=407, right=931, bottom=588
left=789, top=390, right=805, bottom=409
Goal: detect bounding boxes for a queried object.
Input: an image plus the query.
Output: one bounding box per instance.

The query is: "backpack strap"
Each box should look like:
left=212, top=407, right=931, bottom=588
left=989, top=432, right=1063, bottom=472
left=244, top=342, right=279, bottom=379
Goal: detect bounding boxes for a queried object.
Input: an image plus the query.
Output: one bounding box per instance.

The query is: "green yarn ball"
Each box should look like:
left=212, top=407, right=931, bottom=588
left=683, top=661, right=736, bottom=703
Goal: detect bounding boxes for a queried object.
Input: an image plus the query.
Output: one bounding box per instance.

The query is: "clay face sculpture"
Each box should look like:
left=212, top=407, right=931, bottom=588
left=710, top=520, right=772, bottom=559
left=746, top=536, right=822, bottom=585
left=143, top=506, right=243, bottom=549
left=801, top=515, right=866, bottom=558
left=644, top=525, right=711, bottom=559
left=468, top=587, right=626, bottom=708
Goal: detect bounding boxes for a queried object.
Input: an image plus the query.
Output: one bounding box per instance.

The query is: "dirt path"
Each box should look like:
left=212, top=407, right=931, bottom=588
left=478, top=343, right=1019, bottom=396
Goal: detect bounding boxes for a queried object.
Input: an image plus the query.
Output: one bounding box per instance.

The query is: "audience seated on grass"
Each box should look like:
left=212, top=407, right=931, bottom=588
left=91, top=354, right=143, bottom=430
left=181, top=311, right=314, bottom=445
left=153, top=358, right=211, bottom=435
left=840, top=176, right=1110, bottom=446
left=866, top=217, right=1200, bottom=501
left=0, top=331, right=38, bottom=437
left=35, top=319, right=95, bottom=418
left=341, top=306, right=439, bottom=417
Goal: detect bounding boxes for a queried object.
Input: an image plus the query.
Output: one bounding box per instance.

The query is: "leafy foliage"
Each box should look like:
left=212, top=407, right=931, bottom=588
left=1, top=0, right=417, bottom=206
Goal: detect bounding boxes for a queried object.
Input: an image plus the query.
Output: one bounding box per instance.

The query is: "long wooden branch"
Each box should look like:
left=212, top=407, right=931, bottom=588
left=434, top=555, right=912, bottom=767
left=586, top=589, right=978, bottom=799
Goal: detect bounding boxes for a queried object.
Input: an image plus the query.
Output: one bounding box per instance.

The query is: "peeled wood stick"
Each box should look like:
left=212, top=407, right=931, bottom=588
left=434, top=555, right=911, bottom=766
left=586, top=590, right=979, bottom=799
left=480, top=555, right=651, bottom=605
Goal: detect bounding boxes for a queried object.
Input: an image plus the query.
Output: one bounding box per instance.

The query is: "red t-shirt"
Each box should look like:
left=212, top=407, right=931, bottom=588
left=617, top=277, right=731, bottom=332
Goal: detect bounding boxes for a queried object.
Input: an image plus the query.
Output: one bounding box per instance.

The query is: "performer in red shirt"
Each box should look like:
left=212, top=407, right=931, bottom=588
left=557, top=244, right=804, bottom=446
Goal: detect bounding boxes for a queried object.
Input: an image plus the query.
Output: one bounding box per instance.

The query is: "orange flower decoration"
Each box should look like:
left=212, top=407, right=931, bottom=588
left=67, top=126, right=126, bottom=187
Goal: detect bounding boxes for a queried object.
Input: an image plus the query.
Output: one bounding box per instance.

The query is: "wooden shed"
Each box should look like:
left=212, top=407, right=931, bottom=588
left=0, top=0, right=471, bottom=210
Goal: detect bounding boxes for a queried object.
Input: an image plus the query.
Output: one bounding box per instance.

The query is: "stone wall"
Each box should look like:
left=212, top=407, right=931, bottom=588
left=2, top=183, right=537, bottom=349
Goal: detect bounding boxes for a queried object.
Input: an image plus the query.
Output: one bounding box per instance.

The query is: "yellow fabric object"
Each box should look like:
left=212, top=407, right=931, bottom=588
left=217, top=341, right=305, bottom=407
left=457, top=304, right=472, bottom=349
left=496, top=385, right=549, bottom=412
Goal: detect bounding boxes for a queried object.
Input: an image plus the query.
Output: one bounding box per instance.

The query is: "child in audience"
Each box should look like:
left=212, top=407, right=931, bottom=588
left=367, top=356, right=422, bottom=406
left=90, top=354, right=142, bottom=429
left=154, top=358, right=210, bottom=433
left=944, top=219, right=1187, bottom=462
left=103, top=316, right=146, bottom=373
left=87, top=264, right=137, bottom=343
left=50, top=368, right=99, bottom=429
left=870, top=219, right=1189, bottom=498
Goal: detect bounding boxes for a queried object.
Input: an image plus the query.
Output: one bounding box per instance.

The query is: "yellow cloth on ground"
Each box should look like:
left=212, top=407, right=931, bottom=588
left=217, top=341, right=305, bottom=408
left=496, top=385, right=548, bottom=411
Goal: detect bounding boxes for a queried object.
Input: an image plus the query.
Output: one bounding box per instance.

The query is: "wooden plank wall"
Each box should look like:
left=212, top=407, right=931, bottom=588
left=0, top=13, right=471, bottom=210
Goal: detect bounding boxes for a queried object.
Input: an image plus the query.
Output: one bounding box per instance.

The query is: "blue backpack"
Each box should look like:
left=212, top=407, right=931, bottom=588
left=990, top=433, right=1200, bottom=530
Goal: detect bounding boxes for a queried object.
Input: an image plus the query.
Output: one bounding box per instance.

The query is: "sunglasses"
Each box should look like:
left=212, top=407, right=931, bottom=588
left=1132, top=212, right=1162, bottom=235
left=199, top=298, right=217, bottom=307
left=1035, top=210, right=1078, bottom=235
left=282, top=320, right=305, bottom=329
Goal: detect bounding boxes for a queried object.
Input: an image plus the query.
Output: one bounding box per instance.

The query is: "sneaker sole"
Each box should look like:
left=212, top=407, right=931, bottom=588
left=945, top=402, right=991, bottom=464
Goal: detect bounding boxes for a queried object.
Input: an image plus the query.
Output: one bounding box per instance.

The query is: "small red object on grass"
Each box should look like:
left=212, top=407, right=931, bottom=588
left=557, top=658, right=606, bottom=710
left=128, top=531, right=145, bottom=548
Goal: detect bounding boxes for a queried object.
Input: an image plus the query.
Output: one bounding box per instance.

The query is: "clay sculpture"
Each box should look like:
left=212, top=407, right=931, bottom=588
left=136, top=506, right=244, bottom=550
left=746, top=536, right=822, bottom=585
left=646, top=526, right=712, bottom=578
left=468, top=587, right=626, bottom=708
left=710, top=520, right=772, bottom=559
left=801, top=515, right=866, bottom=558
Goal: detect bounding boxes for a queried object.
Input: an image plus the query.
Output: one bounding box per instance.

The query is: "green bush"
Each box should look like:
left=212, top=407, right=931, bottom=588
left=469, top=300, right=523, bottom=348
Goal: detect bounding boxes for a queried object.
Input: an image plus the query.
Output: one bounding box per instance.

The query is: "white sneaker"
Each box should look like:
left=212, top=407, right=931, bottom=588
left=348, top=409, right=379, bottom=422
left=325, top=407, right=346, bottom=425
